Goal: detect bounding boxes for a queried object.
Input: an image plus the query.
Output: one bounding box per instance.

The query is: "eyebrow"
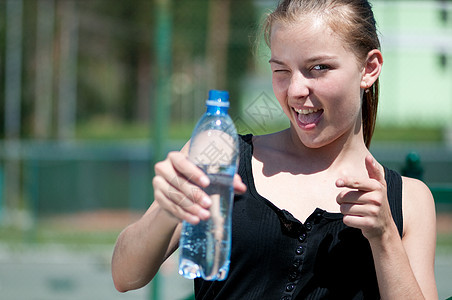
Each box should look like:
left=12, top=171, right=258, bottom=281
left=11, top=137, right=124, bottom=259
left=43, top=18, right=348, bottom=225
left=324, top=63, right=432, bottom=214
left=269, top=55, right=338, bottom=65
left=268, top=58, right=285, bottom=65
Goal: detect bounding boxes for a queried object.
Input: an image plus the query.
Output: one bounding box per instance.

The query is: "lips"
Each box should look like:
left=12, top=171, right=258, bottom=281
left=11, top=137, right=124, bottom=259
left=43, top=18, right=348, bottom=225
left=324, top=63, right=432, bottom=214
left=294, top=107, right=323, bottom=127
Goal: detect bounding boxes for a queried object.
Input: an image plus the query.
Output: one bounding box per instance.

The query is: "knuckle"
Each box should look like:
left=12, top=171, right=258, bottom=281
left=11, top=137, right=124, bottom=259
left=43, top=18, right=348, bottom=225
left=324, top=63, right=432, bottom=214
left=351, top=180, right=360, bottom=188
left=152, top=175, right=163, bottom=188
left=154, top=161, right=166, bottom=174
left=167, top=151, right=177, bottom=158
left=368, top=206, right=379, bottom=217
left=168, top=151, right=182, bottom=162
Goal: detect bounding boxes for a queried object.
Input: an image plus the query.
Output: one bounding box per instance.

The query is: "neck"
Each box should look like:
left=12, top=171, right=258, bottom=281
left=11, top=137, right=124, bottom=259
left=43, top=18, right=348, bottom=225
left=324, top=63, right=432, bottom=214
left=283, top=125, right=369, bottom=173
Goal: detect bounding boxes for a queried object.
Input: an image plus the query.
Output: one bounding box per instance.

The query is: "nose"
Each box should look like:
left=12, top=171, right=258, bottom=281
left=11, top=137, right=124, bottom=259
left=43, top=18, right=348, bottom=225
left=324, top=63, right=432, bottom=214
left=287, top=72, right=309, bottom=99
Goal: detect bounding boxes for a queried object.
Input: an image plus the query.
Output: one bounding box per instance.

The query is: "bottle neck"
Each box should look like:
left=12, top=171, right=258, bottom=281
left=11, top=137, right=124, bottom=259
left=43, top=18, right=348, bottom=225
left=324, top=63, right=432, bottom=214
left=206, top=105, right=228, bottom=115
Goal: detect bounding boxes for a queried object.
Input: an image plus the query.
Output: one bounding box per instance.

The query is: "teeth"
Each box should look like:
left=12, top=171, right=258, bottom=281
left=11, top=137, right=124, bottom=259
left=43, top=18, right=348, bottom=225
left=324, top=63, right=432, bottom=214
left=294, top=108, right=320, bottom=115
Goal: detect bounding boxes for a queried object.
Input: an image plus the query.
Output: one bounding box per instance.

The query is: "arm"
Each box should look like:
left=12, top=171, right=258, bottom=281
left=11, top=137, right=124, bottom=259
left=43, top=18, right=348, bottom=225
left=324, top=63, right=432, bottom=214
left=112, top=144, right=247, bottom=292
left=111, top=143, right=212, bottom=292
left=368, top=176, right=437, bottom=299
left=399, top=176, right=437, bottom=299
left=337, top=155, right=437, bottom=299
left=111, top=202, right=182, bottom=292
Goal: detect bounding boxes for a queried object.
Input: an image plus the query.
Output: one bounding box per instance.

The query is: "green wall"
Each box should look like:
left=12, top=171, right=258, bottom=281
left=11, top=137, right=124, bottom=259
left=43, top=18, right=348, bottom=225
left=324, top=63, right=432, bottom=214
left=374, top=1, right=452, bottom=127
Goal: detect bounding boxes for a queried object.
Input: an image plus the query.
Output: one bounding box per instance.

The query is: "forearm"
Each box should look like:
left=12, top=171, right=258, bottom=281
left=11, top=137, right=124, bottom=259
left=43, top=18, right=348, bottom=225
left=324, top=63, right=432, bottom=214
left=112, top=203, right=180, bottom=292
left=369, top=225, right=425, bottom=300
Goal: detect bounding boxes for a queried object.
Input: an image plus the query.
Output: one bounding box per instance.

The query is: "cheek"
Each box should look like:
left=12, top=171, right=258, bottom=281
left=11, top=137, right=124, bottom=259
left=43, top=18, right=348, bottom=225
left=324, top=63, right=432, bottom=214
left=272, top=77, right=289, bottom=103
left=324, top=79, right=361, bottom=110
left=272, top=75, right=288, bottom=93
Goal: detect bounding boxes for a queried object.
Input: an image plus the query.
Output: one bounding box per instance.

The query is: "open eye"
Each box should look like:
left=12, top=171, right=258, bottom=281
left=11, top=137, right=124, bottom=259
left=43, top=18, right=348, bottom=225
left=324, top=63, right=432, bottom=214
left=312, top=64, right=329, bottom=71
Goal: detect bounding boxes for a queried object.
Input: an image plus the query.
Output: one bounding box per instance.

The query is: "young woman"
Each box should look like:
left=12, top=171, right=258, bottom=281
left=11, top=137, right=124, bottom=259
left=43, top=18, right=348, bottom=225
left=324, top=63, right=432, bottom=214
left=112, top=0, right=438, bottom=299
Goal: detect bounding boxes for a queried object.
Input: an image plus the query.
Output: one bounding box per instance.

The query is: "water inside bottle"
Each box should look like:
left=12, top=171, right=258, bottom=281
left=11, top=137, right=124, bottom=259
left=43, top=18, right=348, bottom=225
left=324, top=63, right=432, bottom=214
left=179, top=172, right=234, bottom=281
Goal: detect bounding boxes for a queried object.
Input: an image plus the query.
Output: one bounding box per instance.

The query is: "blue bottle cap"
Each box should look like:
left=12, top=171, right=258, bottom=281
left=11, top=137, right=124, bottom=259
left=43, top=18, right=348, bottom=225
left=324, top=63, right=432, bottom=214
left=206, top=90, right=229, bottom=107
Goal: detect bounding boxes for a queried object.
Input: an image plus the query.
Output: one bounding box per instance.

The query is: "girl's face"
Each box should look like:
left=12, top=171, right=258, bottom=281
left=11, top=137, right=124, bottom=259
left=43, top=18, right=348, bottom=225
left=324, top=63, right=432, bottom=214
left=270, top=19, right=367, bottom=149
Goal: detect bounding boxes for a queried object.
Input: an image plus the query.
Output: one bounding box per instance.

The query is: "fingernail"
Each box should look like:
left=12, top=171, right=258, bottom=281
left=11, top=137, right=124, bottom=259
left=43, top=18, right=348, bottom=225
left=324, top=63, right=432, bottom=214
left=199, top=209, right=210, bottom=220
left=188, top=216, right=200, bottom=225
left=201, top=196, right=211, bottom=207
left=200, top=176, right=210, bottom=187
left=336, top=179, right=344, bottom=187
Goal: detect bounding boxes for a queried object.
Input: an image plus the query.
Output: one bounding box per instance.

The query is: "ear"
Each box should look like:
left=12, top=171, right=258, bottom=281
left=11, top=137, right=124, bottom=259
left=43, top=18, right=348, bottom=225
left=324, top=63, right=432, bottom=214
left=360, top=49, right=383, bottom=89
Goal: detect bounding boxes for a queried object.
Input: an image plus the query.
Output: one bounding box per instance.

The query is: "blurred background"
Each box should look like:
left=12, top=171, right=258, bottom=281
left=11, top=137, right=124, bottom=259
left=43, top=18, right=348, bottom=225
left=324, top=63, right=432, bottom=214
left=0, top=0, right=451, bottom=299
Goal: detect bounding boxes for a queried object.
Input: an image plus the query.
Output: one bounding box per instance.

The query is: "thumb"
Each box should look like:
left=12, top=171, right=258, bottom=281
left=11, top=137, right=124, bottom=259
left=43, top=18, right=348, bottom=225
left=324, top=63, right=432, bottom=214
left=233, top=174, right=247, bottom=195
left=365, top=155, right=385, bottom=184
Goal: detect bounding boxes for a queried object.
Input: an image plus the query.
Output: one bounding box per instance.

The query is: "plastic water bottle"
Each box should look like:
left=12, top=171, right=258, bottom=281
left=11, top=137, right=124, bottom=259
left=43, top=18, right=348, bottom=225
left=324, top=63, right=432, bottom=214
left=178, top=90, right=239, bottom=281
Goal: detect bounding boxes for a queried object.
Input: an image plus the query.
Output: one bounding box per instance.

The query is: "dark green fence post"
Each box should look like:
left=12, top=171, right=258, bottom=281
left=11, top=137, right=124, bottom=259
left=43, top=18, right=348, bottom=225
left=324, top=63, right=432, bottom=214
left=0, top=165, right=3, bottom=222
left=151, top=0, right=172, bottom=298
left=153, top=0, right=172, bottom=164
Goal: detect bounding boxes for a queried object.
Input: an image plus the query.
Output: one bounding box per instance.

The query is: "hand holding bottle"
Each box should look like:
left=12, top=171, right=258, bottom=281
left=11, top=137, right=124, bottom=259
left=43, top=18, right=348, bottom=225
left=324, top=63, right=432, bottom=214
left=153, top=150, right=213, bottom=224
left=153, top=146, right=246, bottom=225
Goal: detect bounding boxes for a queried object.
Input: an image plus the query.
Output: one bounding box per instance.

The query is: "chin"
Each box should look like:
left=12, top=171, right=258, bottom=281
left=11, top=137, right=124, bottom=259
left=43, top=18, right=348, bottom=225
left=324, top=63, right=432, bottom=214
left=297, top=135, right=328, bottom=149
left=301, top=140, right=329, bottom=149
left=298, top=131, right=341, bottom=149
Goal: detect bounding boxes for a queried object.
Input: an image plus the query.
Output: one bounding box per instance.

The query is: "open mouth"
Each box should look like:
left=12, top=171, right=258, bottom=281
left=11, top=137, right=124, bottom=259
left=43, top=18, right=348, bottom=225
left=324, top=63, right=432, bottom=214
left=294, top=107, right=324, bottom=127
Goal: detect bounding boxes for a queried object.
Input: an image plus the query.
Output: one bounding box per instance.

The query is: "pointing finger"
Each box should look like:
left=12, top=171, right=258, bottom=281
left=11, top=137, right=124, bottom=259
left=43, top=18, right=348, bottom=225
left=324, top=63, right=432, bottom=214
left=365, top=155, right=385, bottom=185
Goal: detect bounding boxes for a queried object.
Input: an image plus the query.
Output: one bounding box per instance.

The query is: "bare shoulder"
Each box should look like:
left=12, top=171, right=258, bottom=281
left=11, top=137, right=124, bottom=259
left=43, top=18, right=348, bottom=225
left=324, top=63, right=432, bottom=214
left=401, top=176, right=436, bottom=237
left=402, top=176, right=434, bottom=202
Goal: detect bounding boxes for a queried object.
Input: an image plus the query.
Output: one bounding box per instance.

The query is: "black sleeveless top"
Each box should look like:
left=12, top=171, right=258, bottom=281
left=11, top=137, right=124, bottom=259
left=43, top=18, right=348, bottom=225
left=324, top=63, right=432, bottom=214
left=194, top=134, right=403, bottom=300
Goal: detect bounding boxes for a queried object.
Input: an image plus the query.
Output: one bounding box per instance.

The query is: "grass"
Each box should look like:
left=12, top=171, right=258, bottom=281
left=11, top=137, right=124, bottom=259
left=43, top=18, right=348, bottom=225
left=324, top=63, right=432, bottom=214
left=373, top=125, right=444, bottom=142
left=76, top=119, right=150, bottom=140
left=75, top=118, right=446, bottom=143
left=0, top=225, right=120, bottom=250
left=76, top=119, right=194, bottom=141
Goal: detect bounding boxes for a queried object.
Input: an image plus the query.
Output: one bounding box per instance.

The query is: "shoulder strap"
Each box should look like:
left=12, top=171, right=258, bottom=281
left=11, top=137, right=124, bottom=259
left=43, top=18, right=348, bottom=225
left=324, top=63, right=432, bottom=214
left=384, top=166, right=403, bottom=237
left=237, top=134, right=253, bottom=178
left=239, top=133, right=253, bottom=145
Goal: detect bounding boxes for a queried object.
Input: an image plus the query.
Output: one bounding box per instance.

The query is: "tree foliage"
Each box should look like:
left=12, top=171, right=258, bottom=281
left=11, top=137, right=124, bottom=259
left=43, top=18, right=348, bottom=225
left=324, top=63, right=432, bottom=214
left=0, top=0, right=256, bottom=139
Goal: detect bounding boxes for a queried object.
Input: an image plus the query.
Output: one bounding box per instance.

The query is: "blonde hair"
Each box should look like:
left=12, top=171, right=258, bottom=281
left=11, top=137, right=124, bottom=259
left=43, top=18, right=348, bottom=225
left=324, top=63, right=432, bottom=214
left=263, top=0, right=380, bottom=148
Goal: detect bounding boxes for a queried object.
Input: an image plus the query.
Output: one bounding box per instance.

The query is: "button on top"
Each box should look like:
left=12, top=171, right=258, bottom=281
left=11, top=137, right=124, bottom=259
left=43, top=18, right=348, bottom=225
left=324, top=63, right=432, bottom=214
left=305, top=222, right=312, bottom=231
left=296, top=245, right=304, bottom=255
left=298, top=233, right=306, bottom=242
left=281, top=296, right=291, bottom=300
left=285, top=283, right=295, bottom=292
